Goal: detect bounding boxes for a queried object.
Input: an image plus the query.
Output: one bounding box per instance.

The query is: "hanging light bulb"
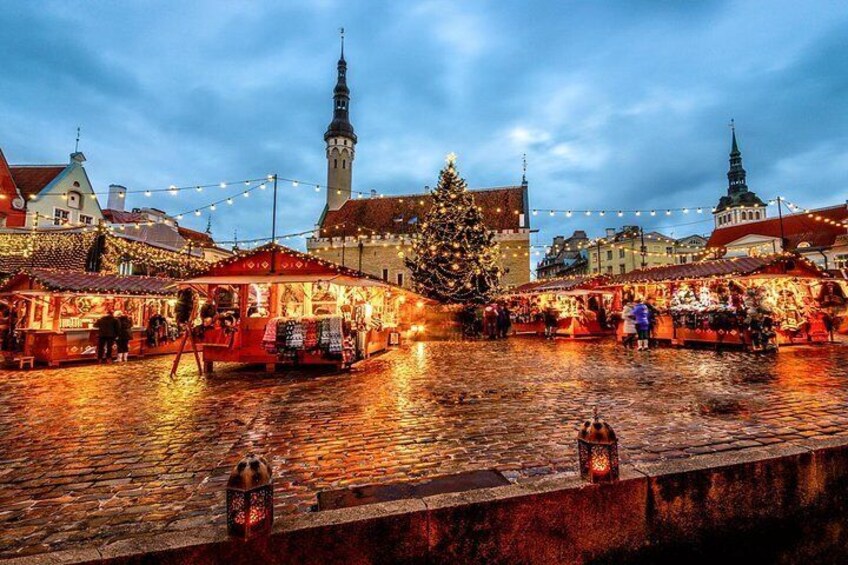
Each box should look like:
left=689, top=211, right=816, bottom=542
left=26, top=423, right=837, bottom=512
left=144, top=190, right=152, bottom=197
left=243, top=191, right=249, bottom=197
left=220, top=182, right=227, bottom=188
left=585, top=211, right=591, bottom=216
left=650, top=210, right=656, bottom=216
left=196, top=186, right=203, bottom=192
left=635, top=211, right=641, bottom=216
left=194, top=210, right=201, bottom=216
left=566, top=210, right=573, bottom=217
left=683, top=208, right=689, bottom=214
left=292, top=180, right=299, bottom=187
left=176, top=214, right=184, bottom=220
left=599, top=211, right=606, bottom=216
left=665, top=210, right=671, bottom=216
left=210, top=204, right=216, bottom=211
left=315, top=185, right=321, bottom=192
left=697, top=208, right=703, bottom=214
left=169, top=185, right=178, bottom=195
left=532, top=210, right=538, bottom=216
left=617, top=211, right=623, bottom=217
left=227, top=198, right=234, bottom=205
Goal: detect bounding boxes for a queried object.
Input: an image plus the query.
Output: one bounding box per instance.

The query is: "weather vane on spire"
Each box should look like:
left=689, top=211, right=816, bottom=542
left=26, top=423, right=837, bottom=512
left=74, top=126, right=81, bottom=153
left=522, top=153, right=527, bottom=184
left=339, top=27, right=345, bottom=57
left=728, top=118, right=735, bottom=133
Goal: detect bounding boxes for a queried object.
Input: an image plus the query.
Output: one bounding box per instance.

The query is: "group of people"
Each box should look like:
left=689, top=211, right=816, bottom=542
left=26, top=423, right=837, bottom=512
left=482, top=302, right=512, bottom=339
left=621, top=296, right=658, bottom=351
left=94, top=310, right=133, bottom=363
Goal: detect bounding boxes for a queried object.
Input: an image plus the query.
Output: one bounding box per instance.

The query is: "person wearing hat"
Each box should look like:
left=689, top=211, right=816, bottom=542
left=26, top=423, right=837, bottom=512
left=114, top=310, right=133, bottom=362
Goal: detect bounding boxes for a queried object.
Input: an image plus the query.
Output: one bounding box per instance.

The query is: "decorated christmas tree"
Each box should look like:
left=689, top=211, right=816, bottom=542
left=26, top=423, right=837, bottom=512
left=405, top=154, right=502, bottom=304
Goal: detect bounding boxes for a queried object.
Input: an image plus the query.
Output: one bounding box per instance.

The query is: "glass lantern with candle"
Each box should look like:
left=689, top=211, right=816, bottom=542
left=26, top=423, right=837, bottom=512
left=226, top=453, right=273, bottom=538
left=577, top=408, right=620, bottom=483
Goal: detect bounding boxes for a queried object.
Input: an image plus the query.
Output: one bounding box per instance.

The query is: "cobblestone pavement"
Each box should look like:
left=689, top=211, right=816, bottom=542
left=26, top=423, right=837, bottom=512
left=2, top=339, right=848, bottom=558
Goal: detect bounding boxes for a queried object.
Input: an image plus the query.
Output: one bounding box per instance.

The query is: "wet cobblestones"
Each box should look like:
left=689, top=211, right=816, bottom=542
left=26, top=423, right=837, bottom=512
left=1, top=339, right=848, bottom=557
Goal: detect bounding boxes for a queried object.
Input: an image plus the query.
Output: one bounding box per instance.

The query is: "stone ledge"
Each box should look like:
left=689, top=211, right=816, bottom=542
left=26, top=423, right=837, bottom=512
left=4, top=437, right=848, bottom=564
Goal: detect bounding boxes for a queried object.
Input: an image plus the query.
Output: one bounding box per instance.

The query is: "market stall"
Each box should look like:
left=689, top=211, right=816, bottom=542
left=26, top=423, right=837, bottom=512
left=502, top=275, right=614, bottom=337
left=181, top=243, right=426, bottom=372
left=604, top=255, right=833, bottom=350
left=0, top=268, right=184, bottom=366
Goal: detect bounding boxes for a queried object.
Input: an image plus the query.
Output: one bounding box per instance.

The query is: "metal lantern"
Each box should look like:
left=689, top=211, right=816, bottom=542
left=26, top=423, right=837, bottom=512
left=226, top=453, right=273, bottom=538
left=577, top=408, right=620, bottom=483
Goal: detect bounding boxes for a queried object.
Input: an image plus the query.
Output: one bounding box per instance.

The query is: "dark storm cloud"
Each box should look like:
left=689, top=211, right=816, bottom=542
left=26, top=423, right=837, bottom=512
left=1, top=0, right=846, bottom=250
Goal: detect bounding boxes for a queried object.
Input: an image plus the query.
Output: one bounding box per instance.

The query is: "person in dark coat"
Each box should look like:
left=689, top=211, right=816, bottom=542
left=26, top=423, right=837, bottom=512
left=114, top=310, right=133, bottom=363
left=497, top=302, right=512, bottom=338
left=483, top=304, right=499, bottom=340
left=95, top=311, right=120, bottom=363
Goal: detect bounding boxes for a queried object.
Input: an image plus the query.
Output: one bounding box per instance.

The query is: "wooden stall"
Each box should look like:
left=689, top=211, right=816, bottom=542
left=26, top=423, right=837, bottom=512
left=181, top=244, right=425, bottom=372
left=0, top=268, right=185, bottom=366
left=502, top=275, right=614, bottom=337
left=603, top=255, right=833, bottom=350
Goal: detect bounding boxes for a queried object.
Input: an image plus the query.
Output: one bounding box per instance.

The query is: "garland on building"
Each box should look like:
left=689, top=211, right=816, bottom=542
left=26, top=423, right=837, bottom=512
left=405, top=154, right=502, bottom=304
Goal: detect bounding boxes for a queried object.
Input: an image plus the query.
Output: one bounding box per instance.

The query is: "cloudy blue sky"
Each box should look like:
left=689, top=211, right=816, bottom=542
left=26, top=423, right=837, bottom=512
left=2, top=0, right=847, bottom=254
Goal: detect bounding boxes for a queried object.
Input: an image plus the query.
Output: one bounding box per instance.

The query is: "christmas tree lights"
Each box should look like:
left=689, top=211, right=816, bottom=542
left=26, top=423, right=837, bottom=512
left=405, top=155, right=502, bottom=304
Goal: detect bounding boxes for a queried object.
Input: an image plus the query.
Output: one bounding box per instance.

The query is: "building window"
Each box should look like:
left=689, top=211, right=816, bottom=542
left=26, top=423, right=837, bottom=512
left=606, top=250, right=613, bottom=260
left=619, top=249, right=625, bottom=259
left=619, top=264, right=626, bottom=274
left=835, top=255, right=848, bottom=269
left=342, top=160, right=346, bottom=169
left=79, top=214, right=94, bottom=226
left=666, top=247, right=673, bottom=254
left=396, top=273, right=404, bottom=286
left=382, top=268, right=389, bottom=281
left=67, top=190, right=82, bottom=210
left=53, top=208, right=70, bottom=226
left=679, top=256, right=688, bottom=264
left=606, top=265, right=613, bottom=274
left=334, top=158, right=338, bottom=169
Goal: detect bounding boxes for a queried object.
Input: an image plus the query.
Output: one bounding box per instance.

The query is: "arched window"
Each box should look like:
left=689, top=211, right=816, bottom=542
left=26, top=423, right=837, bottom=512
left=334, top=159, right=338, bottom=169
left=342, top=160, right=346, bottom=169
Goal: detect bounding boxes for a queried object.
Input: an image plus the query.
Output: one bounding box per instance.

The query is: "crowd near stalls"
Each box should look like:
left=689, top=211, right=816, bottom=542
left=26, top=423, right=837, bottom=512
left=179, top=243, right=427, bottom=372
left=0, top=269, right=182, bottom=366
left=0, top=230, right=207, bottom=366
left=602, top=255, right=844, bottom=350
left=500, top=275, right=614, bottom=338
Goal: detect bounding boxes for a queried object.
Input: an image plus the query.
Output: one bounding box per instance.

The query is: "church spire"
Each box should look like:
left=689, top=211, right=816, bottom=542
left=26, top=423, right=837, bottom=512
left=727, top=119, right=747, bottom=194
left=325, top=27, right=356, bottom=143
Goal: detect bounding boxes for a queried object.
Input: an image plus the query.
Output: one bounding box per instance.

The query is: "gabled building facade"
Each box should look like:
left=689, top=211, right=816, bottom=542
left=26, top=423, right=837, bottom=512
left=6, top=151, right=103, bottom=228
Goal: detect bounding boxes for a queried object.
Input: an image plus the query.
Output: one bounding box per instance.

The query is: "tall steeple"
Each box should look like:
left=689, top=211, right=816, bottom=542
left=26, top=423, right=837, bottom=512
left=726, top=119, right=747, bottom=194
left=713, top=120, right=767, bottom=229
left=325, top=28, right=357, bottom=211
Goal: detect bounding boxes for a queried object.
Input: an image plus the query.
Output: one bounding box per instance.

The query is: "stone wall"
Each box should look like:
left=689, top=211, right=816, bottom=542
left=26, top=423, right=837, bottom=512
left=20, top=436, right=848, bottom=564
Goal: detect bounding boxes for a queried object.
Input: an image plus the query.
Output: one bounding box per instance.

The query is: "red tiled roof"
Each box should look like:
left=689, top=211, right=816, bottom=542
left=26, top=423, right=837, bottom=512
left=605, top=256, right=824, bottom=285
left=102, top=209, right=149, bottom=224
left=178, top=226, right=215, bottom=246
left=318, top=186, right=528, bottom=238
left=8, top=165, right=66, bottom=199
left=707, top=205, right=848, bottom=252
left=1, top=268, right=175, bottom=296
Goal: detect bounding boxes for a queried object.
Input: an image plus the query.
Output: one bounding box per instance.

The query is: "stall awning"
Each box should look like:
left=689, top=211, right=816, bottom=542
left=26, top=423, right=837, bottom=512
left=503, top=275, right=607, bottom=296
left=603, top=255, right=825, bottom=286
left=0, top=268, right=177, bottom=296
left=177, top=274, right=388, bottom=287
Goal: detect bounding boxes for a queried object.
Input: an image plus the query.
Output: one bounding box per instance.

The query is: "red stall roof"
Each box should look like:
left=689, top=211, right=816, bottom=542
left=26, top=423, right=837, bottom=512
left=0, top=268, right=176, bottom=296
left=604, top=255, right=824, bottom=285
left=504, top=275, right=607, bottom=296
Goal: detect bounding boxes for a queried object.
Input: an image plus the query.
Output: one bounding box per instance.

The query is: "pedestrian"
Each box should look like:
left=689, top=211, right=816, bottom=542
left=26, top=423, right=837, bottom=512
left=95, top=310, right=119, bottom=363
left=621, top=299, right=637, bottom=349
left=633, top=297, right=651, bottom=351
left=114, top=310, right=133, bottom=362
left=483, top=304, right=499, bottom=340
left=543, top=306, right=558, bottom=339
left=497, top=302, right=511, bottom=338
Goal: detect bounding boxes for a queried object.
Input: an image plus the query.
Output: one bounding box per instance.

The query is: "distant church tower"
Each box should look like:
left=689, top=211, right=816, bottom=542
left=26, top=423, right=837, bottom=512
left=713, top=121, right=766, bottom=229
left=325, top=29, right=357, bottom=211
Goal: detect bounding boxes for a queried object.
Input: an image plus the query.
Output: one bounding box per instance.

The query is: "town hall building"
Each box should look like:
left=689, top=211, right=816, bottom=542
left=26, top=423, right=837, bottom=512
left=306, top=39, right=531, bottom=289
